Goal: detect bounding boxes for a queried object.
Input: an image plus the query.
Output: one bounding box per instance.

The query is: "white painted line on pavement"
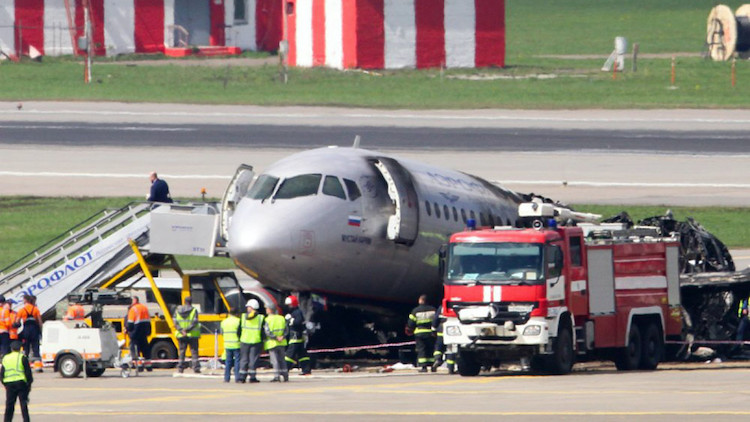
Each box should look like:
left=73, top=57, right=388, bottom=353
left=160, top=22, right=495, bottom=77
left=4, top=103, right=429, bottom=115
left=9, top=108, right=750, bottom=125
left=0, top=172, right=745, bottom=188
left=0, top=171, right=231, bottom=179
left=497, top=180, right=750, bottom=189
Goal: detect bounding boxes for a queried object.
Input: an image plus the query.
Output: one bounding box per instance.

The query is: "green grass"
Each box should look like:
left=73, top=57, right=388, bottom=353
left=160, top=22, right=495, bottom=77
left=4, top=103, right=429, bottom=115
left=0, top=197, right=233, bottom=273
left=0, top=1, right=748, bottom=108
left=2, top=198, right=749, bottom=272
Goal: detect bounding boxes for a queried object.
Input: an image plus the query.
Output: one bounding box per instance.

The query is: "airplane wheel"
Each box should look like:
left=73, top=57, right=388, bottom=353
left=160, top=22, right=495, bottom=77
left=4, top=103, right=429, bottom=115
left=59, top=355, right=82, bottom=378
left=640, top=323, right=663, bottom=370
left=615, top=323, right=642, bottom=370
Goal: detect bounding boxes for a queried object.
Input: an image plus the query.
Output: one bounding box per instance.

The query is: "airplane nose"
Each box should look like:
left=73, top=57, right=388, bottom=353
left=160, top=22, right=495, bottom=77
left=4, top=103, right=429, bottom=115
left=226, top=204, right=290, bottom=269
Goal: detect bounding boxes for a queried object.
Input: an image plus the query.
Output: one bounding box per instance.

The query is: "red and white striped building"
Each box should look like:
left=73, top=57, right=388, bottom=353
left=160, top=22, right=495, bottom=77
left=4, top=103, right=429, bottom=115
left=0, top=0, right=282, bottom=58
left=285, top=0, right=505, bottom=69
left=0, top=0, right=504, bottom=69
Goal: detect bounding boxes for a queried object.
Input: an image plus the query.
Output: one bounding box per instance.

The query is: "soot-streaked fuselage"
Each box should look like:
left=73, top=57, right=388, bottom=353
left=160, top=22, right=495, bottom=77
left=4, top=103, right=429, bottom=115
left=227, top=147, right=524, bottom=309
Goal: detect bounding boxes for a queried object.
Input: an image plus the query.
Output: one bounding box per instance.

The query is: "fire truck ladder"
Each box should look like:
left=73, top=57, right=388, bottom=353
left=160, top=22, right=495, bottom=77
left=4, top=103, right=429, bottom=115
left=0, top=202, right=153, bottom=316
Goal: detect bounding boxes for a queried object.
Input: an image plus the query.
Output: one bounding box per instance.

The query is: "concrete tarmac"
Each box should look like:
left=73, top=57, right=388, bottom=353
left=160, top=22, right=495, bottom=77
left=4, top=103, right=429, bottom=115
left=20, top=362, right=750, bottom=421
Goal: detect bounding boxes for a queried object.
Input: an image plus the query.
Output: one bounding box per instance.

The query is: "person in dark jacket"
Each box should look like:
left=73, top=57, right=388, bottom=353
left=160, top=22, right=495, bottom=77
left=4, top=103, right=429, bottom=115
left=432, top=305, right=456, bottom=374
left=148, top=171, right=173, bottom=203
left=1, top=341, right=32, bottom=422
left=284, top=295, right=311, bottom=375
left=406, top=294, right=436, bottom=372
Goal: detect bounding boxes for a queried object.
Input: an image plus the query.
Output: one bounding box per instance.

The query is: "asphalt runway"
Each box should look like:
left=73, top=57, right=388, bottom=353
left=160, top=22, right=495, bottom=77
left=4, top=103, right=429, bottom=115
left=21, top=362, right=750, bottom=421
left=1, top=102, right=750, bottom=206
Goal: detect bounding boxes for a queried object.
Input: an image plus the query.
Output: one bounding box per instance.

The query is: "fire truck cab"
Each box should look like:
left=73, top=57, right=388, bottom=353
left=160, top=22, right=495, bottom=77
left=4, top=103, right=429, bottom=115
left=441, top=202, right=683, bottom=376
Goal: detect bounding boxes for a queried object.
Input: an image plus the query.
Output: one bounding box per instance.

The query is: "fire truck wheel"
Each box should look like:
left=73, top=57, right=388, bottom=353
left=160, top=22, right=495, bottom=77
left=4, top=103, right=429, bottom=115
left=548, top=326, right=574, bottom=375
left=457, top=352, right=481, bottom=376
left=640, top=323, right=663, bottom=370
left=615, top=323, right=642, bottom=370
left=58, top=354, right=82, bottom=378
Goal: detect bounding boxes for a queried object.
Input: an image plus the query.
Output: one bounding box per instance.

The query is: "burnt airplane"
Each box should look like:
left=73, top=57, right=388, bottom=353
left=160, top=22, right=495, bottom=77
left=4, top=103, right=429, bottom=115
left=222, top=146, right=750, bottom=354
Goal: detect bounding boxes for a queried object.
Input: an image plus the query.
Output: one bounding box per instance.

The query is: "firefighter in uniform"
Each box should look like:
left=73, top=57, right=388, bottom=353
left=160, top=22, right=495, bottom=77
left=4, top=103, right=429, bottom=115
left=1, top=341, right=32, bottom=422
left=14, top=295, right=42, bottom=373
left=239, top=299, right=264, bottom=383
left=407, top=294, right=436, bottom=372
left=431, top=305, right=456, bottom=374
left=64, top=299, right=86, bottom=321
left=736, top=295, right=750, bottom=349
left=174, top=296, right=201, bottom=373
left=221, top=308, right=242, bottom=383
left=0, top=296, right=10, bottom=358
left=264, top=303, right=289, bottom=382
left=284, top=295, right=311, bottom=375
left=126, top=296, right=152, bottom=371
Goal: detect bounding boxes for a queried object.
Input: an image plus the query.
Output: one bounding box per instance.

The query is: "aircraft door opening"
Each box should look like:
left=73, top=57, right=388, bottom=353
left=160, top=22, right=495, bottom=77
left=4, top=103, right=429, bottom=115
left=370, top=158, right=419, bottom=245
left=220, top=164, right=255, bottom=242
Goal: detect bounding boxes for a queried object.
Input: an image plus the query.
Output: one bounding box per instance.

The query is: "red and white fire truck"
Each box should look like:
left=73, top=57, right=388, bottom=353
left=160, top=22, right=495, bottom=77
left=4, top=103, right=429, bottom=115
left=441, top=202, right=683, bottom=376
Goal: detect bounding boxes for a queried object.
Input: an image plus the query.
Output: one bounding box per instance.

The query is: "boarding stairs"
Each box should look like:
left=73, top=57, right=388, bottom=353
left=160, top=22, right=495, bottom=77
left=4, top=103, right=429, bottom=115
left=0, top=202, right=225, bottom=317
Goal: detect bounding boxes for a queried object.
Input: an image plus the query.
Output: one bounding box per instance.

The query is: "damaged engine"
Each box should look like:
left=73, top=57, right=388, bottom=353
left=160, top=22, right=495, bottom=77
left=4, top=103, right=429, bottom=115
left=603, top=211, right=750, bottom=359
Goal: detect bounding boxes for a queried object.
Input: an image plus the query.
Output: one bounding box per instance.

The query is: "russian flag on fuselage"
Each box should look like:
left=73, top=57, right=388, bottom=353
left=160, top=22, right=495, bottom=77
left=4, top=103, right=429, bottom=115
left=348, top=215, right=362, bottom=227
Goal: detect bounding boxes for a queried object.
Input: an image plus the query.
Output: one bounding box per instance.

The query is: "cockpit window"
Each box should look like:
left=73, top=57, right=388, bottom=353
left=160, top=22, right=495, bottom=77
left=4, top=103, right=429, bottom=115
left=274, top=174, right=322, bottom=199
left=246, top=174, right=279, bottom=200
left=343, top=179, right=361, bottom=201
left=323, top=176, right=346, bottom=199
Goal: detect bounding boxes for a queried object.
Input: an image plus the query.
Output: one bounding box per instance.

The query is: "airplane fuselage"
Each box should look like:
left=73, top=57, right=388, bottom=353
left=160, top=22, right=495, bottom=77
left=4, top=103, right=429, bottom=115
left=227, top=147, right=523, bottom=309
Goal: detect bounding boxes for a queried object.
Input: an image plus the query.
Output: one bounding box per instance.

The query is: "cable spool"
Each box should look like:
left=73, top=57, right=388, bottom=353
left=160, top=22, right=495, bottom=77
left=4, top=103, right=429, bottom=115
left=706, top=4, right=750, bottom=61
left=737, top=5, right=750, bottom=54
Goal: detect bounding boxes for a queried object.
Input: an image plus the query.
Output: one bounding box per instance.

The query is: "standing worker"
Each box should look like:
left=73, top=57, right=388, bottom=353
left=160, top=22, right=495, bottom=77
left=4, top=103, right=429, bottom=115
left=238, top=299, right=264, bottom=383
left=174, top=296, right=201, bottom=374
left=220, top=307, right=242, bottom=383
left=147, top=171, right=173, bottom=203
left=736, top=294, right=750, bottom=353
left=1, top=341, right=32, bottom=422
left=14, top=295, right=42, bottom=373
left=284, top=295, right=311, bottom=375
left=431, top=305, right=456, bottom=374
left=63, top=299, right=85, bottom=321
left=0, top=296, right=10, bottom=358
left=264, top=303, right=289, bottom=382
left=406, top=294, right=436, bottom=372
left=126, top=296, right=152, bottom=371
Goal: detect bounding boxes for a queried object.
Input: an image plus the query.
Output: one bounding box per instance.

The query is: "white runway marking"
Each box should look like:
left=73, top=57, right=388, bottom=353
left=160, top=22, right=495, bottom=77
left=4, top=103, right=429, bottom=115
left=10, top=108, right=750, bottom=125
left=0, top=124, right=193, bottom=131
left=498, top=180, right=750, bottom=189
left=0, top=171, right=230, bottom=180
left=2, top=171, right=747, bottom=189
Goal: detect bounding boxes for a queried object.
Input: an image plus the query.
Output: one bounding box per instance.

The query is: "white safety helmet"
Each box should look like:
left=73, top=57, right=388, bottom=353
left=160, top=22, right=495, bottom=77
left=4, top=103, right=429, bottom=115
left=246, top=298, right=260, bottom=310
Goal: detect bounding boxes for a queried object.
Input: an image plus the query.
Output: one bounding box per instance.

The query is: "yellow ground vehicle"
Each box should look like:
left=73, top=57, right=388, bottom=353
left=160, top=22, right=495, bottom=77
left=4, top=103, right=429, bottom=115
left=101, top=241, right=246, bottom=364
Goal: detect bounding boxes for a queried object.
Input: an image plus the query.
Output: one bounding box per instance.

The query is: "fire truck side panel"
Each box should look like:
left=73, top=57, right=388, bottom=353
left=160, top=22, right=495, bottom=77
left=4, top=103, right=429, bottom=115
left=586, top=247, right=616, bottom=315
left=591, top=314, right=618, bottom=348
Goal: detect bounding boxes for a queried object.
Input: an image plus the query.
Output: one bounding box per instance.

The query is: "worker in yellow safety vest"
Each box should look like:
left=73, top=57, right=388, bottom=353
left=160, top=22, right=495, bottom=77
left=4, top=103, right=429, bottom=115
left=238, top=299, right=264, bottom=383
left=221, top=308, right=242, bottom=383
left=406, top=294, right=437, bottom=372
left=174, top=296, right=201, bottom=374
left=1, top=341, right=32, bottom=422
left=264, top=303, right=289, bottom=382
left=737, top=296, right=750, bottom=348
